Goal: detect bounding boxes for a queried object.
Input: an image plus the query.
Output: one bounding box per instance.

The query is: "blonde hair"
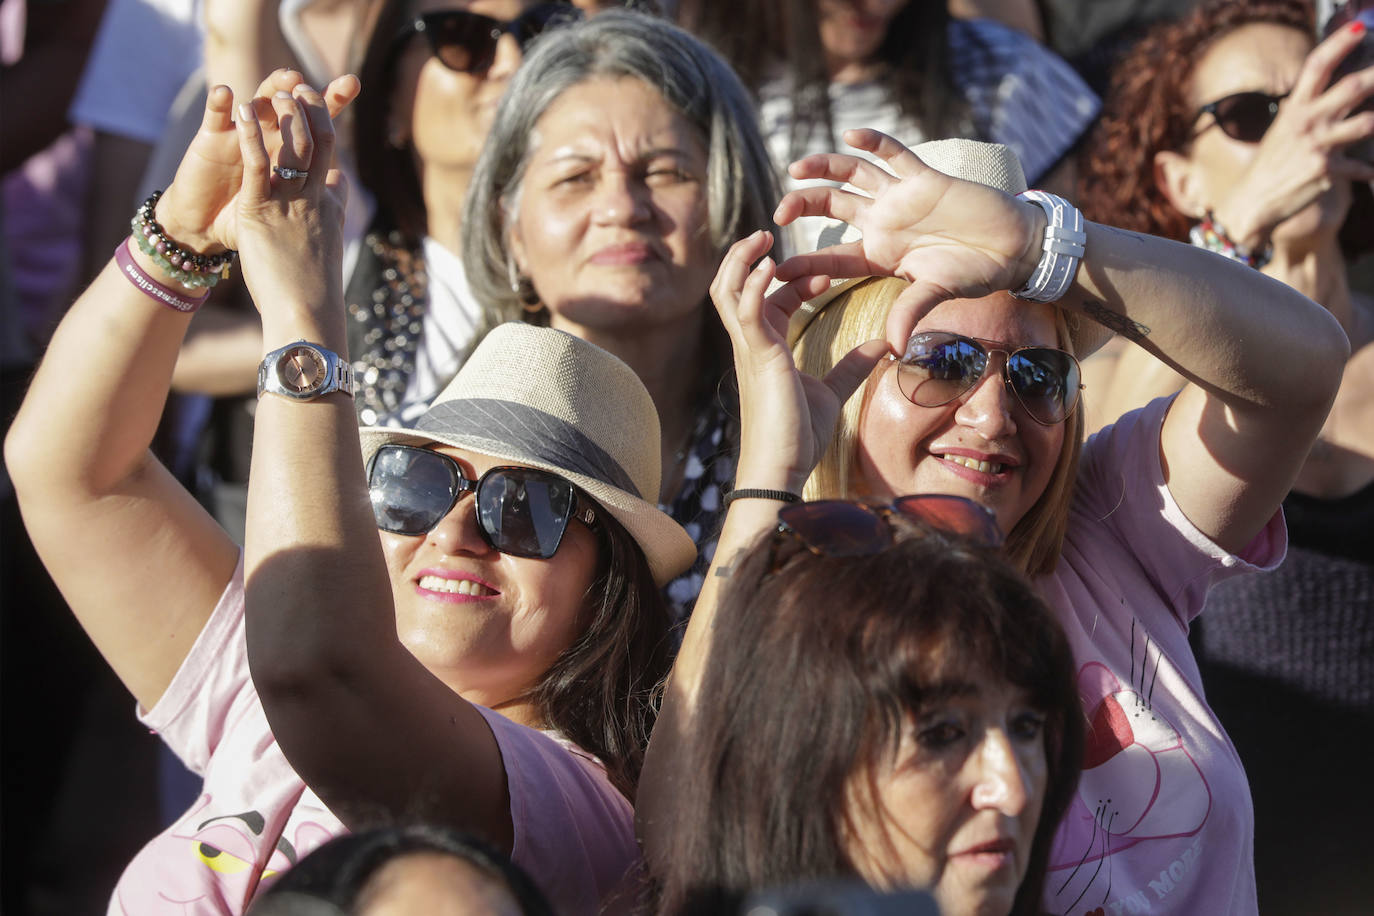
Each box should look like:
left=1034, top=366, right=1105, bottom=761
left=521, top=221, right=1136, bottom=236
left=790, top=278, right=1085, bottom=576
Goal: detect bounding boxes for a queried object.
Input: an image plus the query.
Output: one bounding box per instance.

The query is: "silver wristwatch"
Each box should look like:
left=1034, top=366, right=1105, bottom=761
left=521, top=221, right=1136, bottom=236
left=257, top=341, right=356, bottom=401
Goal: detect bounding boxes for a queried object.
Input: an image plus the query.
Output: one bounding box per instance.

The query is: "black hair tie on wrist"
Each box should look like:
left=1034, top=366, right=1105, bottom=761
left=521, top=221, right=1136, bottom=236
left=723, top=488, right=802, bottom=508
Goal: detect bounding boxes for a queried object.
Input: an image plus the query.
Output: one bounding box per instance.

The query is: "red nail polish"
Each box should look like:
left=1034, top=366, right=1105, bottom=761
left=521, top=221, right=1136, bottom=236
left=1350, top=19, right=1367, bottom=36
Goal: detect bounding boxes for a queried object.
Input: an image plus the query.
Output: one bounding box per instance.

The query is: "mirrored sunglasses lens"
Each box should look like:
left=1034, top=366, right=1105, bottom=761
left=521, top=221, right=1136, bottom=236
left=369, top=447, right=459, bottom=535
left=1213, top=93, right=1278, bottom=143
left=1007, top=349, right=1078, bottom=424
left=779, top=501, right=891, bottom=557
left=897, top=335, right=987, bottom=407
left=478, top=470, right=576, bottom=559
left=891, top=494, right=1004, bottom=546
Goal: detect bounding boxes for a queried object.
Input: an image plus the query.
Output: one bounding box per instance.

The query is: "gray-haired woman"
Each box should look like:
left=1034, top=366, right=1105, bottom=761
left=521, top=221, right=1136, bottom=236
left=459, top=9, right=781, bottom=615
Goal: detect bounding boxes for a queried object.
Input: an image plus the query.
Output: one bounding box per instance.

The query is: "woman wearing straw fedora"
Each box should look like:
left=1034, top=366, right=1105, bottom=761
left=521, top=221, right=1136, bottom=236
left=6, top=69, right=691, bottom=915
left=640, top=129, right=1351, bottom=915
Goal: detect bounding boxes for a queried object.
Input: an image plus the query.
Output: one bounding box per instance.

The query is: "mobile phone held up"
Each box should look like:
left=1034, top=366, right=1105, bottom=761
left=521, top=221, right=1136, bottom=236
left=1321, top=0, right=1374, bottom=164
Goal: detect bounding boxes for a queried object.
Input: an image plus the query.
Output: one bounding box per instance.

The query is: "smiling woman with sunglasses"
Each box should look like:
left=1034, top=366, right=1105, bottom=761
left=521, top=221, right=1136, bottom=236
left=1079, top=1, right=1374, bottom=908
left=650, top=497, right=1083, bottom=916
left=4, top=66, right=694, bottom=914
left=640, top=127, right=1350, bottom=915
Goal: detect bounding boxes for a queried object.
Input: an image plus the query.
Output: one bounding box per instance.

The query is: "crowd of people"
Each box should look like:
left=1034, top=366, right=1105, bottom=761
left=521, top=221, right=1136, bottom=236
left=2, top=1, right=1371, bottom=914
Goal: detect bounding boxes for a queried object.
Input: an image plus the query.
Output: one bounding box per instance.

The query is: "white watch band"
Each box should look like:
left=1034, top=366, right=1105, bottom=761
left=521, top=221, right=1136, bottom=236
left=1011, top=190, right=1086, bottom=303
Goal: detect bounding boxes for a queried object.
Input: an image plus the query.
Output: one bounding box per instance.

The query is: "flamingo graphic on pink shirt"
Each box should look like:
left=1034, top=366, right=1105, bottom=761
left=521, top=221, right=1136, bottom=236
left=1048, top=620, right=1212, bottom=914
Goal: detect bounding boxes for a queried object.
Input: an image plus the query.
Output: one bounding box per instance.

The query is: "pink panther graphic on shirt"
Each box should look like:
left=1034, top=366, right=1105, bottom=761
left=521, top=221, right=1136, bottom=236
left=113, top=793, right=335, bottom=913
left=1048, top=621, right=1211, bottom=913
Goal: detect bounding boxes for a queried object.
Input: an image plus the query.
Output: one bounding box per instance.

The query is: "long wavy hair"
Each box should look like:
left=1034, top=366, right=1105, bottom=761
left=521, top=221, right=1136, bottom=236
left=650, top=510, right=1083, bottom=914
left=793, top=278, right=1085, bottom=577
left=537, top=508, right=672, bottom=798
left=1078, top=0, right=1374, bottom=258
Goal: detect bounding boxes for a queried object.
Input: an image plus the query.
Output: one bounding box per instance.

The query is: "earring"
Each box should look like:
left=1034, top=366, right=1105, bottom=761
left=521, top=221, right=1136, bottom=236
left=507, top=259, right=541, bottom=311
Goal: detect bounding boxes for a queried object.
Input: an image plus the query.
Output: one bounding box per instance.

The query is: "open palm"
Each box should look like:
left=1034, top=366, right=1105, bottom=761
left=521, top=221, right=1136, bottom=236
left=774, top=129, right=1041, bottom=346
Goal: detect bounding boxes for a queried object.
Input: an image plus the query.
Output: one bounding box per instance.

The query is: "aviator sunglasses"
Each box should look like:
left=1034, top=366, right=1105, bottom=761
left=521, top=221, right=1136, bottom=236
left=769, top=495, right=1003, bottom=573
left=367, top=445, right=598, bottom=559
left=394, top=3, right=580, bottom=73
left=1192, top=90, right=1288, bottom=144
left=891, top=331, right=1083, bottom=426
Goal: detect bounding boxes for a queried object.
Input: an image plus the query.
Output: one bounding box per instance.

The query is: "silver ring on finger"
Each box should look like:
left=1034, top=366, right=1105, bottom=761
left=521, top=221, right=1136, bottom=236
left=273, top=165, right=309, bottom=181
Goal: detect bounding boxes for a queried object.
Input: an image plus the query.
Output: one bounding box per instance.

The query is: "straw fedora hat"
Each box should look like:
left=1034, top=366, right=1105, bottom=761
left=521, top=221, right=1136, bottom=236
left=359, top=323, right=697, bottom=586
left=785, top=138, right=1112, bottom=359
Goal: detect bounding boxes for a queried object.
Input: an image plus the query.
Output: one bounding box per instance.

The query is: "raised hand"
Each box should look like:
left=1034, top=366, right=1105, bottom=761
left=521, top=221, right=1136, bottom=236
left=154, top=70, right=359, bottom=259
left=229, top=75, right=357, bottom=316
left=1212, top=21, right=1374, bottom=245
left=712, top=230, right=886, bottom=492
left=772, top=129, right=1043, bottom=348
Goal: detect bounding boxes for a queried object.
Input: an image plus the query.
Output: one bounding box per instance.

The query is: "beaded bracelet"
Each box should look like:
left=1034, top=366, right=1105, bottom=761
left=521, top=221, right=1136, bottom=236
left=130, top=190, right=236, bottom=290
left=1189, top=212, right=1272, bottom=269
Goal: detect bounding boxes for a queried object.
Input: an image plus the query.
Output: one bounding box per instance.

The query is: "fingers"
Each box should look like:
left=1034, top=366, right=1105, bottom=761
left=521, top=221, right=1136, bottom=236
left=271, top=91, right=315, bottom=183
left=291, top=83, right=336, bottom=190
left=774, top=185, right=868, bottom=229
left=711, top=230, right=774, bottom=334
left=760, top=274, right=834, bottom=319
left=774, top=243, right=877, bottom=283
left=202, top=84, right=235, bottom=134
left=235, top=103, right=272, bottom=204
left=884, top=281, right=958, bottom=349
left=736, top=255, right=777, bottom=350
left=252, top=68, right=308, bottom=102
left=322, top=74, right=362, bottom=120
left=1295, top=19, right=1368, bottom=100
left=1324, top=62, right=1374, bottom=121
left=786, top=152, right=897, bottom=195
left=1323, top=107, right=1374, bottom=148
left=822, top=338, right=890, bottom=405
left=1330, top=149, right=1374, bottom=183
left=838, top=128, right=927, bottom=178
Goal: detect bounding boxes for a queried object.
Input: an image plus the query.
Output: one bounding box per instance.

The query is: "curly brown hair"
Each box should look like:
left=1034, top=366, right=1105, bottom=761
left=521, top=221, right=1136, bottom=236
left=1079, top=0, right=1317, bottom=242
left=1080, top=0, right=1374, bottom=261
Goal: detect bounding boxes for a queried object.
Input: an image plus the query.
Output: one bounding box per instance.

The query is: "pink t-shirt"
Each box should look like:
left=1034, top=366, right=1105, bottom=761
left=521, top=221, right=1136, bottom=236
left=108, top=557, right=638, bottom=915
left=1039, top=397, right=1283, bottom=916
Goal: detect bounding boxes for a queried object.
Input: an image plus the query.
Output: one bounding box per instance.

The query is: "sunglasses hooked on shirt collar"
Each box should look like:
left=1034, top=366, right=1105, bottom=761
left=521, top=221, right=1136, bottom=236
left=367, top=444, right=598, bottom=559
left=1192, top=90, right=1289, bottom=144
left=394, top=3, right=582, bottom=74
left=768, top=495, right=1004, bottom=575
left=889, top=331, right=1083, bottom=426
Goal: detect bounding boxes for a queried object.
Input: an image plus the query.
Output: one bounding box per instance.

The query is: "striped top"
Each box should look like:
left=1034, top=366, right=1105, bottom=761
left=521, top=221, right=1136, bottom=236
left=758, top=18, right=1100, bottom=255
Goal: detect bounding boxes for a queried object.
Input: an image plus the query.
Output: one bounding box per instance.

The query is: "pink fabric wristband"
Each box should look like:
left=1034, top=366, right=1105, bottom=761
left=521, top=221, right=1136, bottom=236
left=114, top=237, right=210, bottom=313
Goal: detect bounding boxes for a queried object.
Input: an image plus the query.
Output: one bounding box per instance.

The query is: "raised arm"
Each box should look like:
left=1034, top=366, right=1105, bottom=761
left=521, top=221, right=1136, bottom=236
left=773, top=128, right=1349, bottom=554
left=638, top=230, right=885, bottom=857
left=1, top=77, right=311, bottom=712
left=232, top=81, right=515, bottom=849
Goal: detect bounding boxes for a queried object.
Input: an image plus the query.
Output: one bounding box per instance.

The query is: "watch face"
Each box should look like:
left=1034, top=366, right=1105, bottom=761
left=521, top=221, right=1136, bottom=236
left=277, top=345, right=327, bottom=394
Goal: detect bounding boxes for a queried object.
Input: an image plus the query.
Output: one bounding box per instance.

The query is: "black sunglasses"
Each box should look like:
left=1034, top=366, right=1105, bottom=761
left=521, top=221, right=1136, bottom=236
left=769, top=495, right=1003, bottom=573
left=1193, top=90, right=1288, bottom=144
left=892, top=331, right=1083, bottom=426
left=394, top=4, right=580, bottom=73
left=367, top=445, right=598, bottom=559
